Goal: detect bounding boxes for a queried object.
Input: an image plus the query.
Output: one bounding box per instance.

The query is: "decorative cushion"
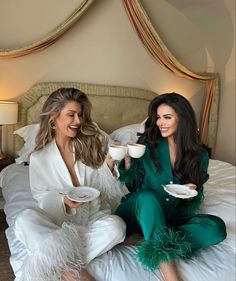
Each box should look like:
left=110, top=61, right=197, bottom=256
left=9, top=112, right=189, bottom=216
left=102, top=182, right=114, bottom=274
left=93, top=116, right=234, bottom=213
left=109, top=121, right=145, bottom=145
left=14, top=124, right=40, bottom=164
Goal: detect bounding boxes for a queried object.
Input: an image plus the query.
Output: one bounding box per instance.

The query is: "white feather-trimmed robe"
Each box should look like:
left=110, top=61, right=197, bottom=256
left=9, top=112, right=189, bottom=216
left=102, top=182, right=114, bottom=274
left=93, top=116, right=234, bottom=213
left=30, top=139, right=127, bottom=224
left=14, top=139, right=127, bottom=281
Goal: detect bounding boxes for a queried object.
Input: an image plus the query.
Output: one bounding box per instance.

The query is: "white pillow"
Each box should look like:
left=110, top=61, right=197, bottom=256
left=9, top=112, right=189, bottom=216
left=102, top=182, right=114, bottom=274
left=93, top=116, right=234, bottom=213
left=14, top=124, right=40, bottom=164
left=109, top=121, right=145, bottom=145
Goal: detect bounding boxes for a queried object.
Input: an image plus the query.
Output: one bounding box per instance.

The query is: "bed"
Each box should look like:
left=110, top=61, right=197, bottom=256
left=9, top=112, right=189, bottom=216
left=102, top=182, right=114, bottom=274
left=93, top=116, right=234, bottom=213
left=0, top=82, right=235, bottom=281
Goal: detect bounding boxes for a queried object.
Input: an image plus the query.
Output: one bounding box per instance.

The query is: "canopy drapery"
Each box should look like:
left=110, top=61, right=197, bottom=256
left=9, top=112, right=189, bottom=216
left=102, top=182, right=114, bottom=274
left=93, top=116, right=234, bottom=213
left=123, top=0, right=220, bottom=151
left=0, top=0, right=95, bottom=58
left=0, top=0, right=219, bottom=151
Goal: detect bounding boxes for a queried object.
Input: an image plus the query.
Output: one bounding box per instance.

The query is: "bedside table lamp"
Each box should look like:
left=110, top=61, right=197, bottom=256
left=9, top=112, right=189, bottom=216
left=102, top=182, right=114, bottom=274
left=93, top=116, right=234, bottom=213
left=0, top=101, right=18, bottom=160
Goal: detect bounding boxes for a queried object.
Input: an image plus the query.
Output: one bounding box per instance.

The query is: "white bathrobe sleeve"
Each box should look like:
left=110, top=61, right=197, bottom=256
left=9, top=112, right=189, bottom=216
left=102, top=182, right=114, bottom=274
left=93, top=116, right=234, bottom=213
left=30, top=140, right=128, bottom=220
left=90, top=162, right=129, bottom=213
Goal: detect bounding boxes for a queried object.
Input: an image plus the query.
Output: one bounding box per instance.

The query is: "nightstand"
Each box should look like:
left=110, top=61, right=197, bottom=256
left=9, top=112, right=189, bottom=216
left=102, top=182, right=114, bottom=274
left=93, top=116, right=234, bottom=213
left=0, top=155, right=15, bottom=211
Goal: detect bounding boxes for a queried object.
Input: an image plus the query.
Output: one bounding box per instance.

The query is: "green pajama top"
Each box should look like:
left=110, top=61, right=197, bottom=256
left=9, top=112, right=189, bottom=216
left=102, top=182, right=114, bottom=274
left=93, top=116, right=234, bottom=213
left=119, top=138, right=209, bottom=217
left=117, top=138, right=226, bottom=269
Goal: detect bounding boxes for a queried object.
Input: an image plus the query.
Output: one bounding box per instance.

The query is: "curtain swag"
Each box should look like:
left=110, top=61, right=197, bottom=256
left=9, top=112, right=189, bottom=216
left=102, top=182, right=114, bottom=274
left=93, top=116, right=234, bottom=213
left=0, top=0, right=219, bottom=151
left=123, top=0, right=219, bottom=151
left=0, top=0, right=95, bottom=59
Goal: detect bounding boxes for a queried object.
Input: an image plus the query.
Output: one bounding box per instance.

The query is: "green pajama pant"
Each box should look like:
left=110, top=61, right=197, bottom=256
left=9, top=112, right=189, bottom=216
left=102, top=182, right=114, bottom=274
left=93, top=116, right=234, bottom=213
left=116, top=189, right=227, bottom=270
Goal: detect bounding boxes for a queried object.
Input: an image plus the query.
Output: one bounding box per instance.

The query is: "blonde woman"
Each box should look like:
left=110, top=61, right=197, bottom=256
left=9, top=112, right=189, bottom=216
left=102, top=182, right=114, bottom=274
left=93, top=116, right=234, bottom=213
left=15, top=88, right=127, bottom=281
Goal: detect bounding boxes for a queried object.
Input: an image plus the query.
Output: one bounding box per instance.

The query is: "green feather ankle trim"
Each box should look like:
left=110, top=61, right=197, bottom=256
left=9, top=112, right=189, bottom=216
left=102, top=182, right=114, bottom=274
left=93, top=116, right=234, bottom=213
left=137, top=229, right=193, bottom=271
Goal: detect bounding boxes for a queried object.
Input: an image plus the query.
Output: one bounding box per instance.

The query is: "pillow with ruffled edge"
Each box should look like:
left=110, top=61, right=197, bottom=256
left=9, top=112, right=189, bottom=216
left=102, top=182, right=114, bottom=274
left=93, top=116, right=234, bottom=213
left=109, top=120, right=146, bottom=145
left=14, top=124, right=40, bottom=164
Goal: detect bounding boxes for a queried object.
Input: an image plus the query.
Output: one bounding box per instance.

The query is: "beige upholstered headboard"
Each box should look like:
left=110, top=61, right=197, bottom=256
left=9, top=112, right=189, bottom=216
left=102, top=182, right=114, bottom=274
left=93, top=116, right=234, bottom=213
left=12, top=82, right=157, bottom=155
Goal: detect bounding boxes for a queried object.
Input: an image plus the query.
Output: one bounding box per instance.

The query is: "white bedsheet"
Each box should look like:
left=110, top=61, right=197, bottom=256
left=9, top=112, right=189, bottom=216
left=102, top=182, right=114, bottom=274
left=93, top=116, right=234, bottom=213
left=0, top=159, right=235, bottom=281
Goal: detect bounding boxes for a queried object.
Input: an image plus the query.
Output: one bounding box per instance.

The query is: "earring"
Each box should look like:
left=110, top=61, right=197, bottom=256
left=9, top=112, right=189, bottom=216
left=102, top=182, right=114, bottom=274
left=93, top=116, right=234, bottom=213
left=50, top=121, right=56, bottom=130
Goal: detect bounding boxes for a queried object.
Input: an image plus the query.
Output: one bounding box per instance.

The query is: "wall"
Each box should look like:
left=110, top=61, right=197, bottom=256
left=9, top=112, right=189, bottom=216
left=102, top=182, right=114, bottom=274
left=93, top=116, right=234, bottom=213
left=0, top=0, right=235, bottom=164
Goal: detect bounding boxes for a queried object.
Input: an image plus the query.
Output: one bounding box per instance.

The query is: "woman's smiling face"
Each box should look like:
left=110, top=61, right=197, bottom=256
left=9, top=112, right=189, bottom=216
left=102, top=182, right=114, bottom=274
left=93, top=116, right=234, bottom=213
left=156, top=104, right=179, bottom=139
left=54, top=101, right=82, bottom=139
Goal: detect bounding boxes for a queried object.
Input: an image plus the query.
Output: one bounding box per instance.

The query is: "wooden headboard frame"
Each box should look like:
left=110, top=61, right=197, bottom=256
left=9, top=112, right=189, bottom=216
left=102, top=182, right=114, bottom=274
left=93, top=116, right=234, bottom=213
left=12, top=82, right=157, bottom=155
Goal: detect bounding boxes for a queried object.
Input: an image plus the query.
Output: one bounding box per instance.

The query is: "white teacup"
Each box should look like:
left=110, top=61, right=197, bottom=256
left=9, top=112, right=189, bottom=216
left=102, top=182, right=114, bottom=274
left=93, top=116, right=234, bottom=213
left=109, top=144, right=128, bottom=161
left=127, top=143, right=146, bottom=158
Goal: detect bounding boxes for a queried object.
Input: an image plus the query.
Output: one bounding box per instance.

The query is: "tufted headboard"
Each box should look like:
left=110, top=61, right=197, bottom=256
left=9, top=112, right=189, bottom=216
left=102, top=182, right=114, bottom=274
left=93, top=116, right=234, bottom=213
left=12, top=82, right=157, bottom=155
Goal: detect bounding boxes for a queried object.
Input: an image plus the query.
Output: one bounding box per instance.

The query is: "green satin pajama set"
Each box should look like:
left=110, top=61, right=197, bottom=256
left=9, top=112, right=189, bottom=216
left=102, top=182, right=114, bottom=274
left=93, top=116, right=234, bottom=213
left=116, top=138, right=227, bottom=270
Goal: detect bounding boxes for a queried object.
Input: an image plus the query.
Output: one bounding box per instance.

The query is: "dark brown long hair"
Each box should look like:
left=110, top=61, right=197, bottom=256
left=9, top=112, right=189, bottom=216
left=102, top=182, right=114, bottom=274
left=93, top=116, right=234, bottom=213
left=139, top=92, right=206, bottom=186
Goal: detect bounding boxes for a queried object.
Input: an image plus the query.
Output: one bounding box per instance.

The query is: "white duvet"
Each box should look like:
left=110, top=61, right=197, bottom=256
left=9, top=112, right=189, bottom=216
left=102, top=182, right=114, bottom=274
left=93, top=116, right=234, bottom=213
left=0, top=159, right=235, bottom=281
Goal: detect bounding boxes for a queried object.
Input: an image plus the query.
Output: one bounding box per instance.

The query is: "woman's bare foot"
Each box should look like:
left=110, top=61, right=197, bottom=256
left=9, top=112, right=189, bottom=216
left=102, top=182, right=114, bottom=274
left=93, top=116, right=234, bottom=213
left=123, top=233, right=143, bottom=245
left=160, top=262, right=181, bottom=281
left=80, top=269, right=96, bottom=281
left=62, top=268, right=96, bottom=281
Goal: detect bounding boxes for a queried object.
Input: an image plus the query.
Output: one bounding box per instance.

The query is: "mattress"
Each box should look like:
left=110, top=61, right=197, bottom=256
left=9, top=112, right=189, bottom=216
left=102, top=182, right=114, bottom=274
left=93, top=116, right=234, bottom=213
left=0, top=159, right=235, bottom=281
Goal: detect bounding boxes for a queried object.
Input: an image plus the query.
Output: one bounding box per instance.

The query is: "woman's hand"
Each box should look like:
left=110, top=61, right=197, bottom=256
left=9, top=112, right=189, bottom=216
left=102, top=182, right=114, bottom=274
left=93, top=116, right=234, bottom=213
left=185, top=183, right=197, bottom=190
left=124, top=155, right=131, bottom=170
left=64, top=196, right=84, bottom=209
left=105, top=153, right=131, bottom=173
left=184, top=183, right=197, bottom=201
left=105, top=153, right=115, bottom=172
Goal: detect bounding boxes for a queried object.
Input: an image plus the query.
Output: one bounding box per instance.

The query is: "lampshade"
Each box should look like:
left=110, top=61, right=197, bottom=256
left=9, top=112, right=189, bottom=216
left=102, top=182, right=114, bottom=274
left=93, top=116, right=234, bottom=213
left=0, top=101, right=18, bottom=125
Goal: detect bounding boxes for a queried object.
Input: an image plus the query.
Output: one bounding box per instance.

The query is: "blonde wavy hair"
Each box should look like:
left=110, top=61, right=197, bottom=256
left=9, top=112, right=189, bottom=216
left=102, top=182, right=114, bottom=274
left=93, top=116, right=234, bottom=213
left=35, top=88, right=106, bottom=168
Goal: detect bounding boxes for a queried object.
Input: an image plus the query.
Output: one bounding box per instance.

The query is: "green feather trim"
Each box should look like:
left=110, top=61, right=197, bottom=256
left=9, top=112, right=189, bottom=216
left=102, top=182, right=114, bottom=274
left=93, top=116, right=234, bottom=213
left=137, top=228, right=193, bottom=271
left=118, top=159, right=144, bottom=192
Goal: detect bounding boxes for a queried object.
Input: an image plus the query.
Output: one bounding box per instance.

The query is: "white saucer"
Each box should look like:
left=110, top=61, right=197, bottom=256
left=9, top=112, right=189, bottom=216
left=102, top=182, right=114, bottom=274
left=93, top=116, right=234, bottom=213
left=67, top=187, right=100, bottom=202
left=163, top=184, right=198, bottom=199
